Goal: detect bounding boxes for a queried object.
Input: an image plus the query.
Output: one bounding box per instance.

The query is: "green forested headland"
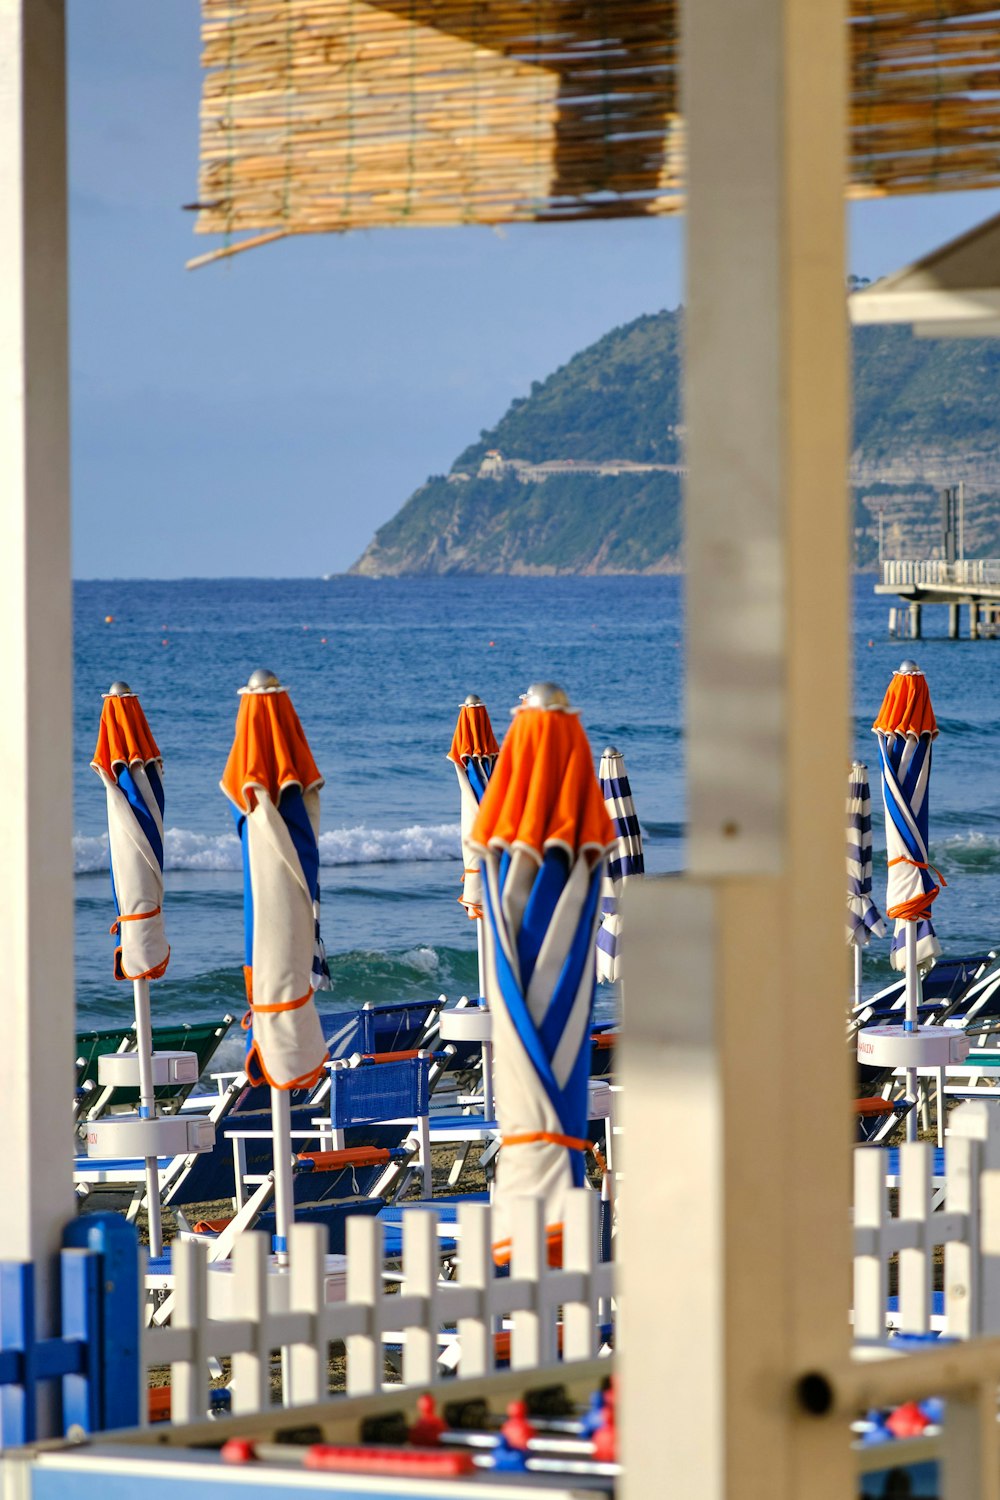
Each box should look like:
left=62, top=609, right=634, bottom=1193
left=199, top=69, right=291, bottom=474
left=352, top=308, right=1000, bottom=576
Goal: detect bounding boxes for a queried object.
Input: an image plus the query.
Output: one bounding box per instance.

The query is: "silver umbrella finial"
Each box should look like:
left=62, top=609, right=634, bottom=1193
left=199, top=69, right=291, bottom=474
left=107, top=680, right=133, bottom=697
left=603, top=745, right=621, bottom=758
left=518, top=681, right=571, bottom=712
left=462, top=693, right=484, bottom=708
left=246, top=668, right=281, bottom=692
left=898, top=659, right=920, bottom=674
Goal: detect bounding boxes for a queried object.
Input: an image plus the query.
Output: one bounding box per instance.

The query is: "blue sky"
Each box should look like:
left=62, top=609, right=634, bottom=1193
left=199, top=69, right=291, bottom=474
left=69, top=2, right=1000, bottom=578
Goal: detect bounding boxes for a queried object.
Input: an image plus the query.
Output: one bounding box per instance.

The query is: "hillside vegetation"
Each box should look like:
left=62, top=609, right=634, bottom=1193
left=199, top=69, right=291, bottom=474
left=352, top=308, right=1000, bottom=576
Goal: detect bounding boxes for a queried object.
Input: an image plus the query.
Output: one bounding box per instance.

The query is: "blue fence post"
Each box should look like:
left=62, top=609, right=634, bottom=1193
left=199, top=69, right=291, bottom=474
left=0, top=1262, right=35, bottom=1446
left=59, top=1248, right=100, bottom=1435
left=63, top=1214, right=141, bottom=1432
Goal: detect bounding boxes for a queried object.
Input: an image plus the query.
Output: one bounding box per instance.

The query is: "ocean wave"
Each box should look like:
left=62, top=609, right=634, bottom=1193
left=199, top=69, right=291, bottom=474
left=76, top=944, right=482, bottom=1029
left=73, top=822, right=460, bottom=874
left=933, top=832, right=1000, bottom=875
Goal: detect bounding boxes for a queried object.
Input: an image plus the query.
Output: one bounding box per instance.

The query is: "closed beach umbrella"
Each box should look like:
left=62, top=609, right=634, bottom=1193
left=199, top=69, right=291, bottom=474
left=872, top=662, right=942, bottom=976
left=846, top=761, right=886, bottom=1008
left=596, top=746, right=645, bottom=985
left=221, top=669, right=329, bottom=1262
left=471, top=683, right=615, bottom=1235
left=447, top=693, right=501, bottom=924
left=91, top=682, right=170, bottom=1257
left=447, top=694, right=501, bottom=1112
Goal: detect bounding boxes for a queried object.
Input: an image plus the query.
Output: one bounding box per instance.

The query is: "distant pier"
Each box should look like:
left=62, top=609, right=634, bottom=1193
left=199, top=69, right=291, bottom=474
left=876, top=559, right=1000, bottom=640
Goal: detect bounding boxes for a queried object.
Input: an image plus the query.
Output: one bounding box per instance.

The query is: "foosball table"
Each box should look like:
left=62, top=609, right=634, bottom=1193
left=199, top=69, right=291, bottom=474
left=4, top=1359, right=617, bottom=1500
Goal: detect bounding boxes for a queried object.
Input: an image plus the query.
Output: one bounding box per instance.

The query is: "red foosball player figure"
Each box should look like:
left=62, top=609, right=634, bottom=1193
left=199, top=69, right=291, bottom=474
left=592, top=1385, right=617, bottom=1464
left=409, top=1394, right=446, bottom=1447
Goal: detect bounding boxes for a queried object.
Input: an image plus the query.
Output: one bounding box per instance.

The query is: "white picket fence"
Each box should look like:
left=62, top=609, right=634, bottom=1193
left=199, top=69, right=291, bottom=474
left=853, top=1099, right=1000, bottom=1342
left=145, top=1188, right=613, bottom=1423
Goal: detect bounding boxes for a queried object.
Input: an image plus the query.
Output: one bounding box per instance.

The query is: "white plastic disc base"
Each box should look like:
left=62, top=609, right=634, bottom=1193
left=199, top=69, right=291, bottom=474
left=85, top=1113, right=215, bottom=1159
left=857, top=1026, right=971, bottom=1068
left=97, top=1050, right=200, bottom=1087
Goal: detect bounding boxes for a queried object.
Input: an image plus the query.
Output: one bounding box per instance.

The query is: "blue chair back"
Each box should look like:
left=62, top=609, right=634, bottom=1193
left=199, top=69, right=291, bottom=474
left=328, top=1055, right=430, bottom=1130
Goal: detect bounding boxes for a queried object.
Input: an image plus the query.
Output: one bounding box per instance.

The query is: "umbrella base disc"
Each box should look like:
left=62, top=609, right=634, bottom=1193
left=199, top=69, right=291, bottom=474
left=440, top=1006, right=493, bottom=1042
left=857, top=1026, right=971, bottom=1068
left=97, top=1050, right=200, bottom=1087
left=85, top=1113, right=215, bottom=1159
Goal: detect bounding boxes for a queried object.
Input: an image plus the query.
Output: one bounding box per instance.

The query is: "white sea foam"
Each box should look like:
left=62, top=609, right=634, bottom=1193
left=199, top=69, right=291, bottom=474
left=400, top=945, right=442, bottom=976
left=74, top=822, right=460, bottom=874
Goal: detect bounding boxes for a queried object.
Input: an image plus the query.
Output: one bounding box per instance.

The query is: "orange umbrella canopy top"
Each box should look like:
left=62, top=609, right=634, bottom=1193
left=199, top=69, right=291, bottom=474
left=92, top=687, right=161, bottom=779
left=872, top=664, right=938, bottom=740
left=221, top=680, right=323, bottom=812
left=472, top=685, right=614, bottom=865
left=448, top=698, right=500, bottom=764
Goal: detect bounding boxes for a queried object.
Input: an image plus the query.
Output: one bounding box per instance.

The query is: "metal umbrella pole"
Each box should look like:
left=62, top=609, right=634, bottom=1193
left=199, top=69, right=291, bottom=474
left=133, top=975, right=163, bottom=1257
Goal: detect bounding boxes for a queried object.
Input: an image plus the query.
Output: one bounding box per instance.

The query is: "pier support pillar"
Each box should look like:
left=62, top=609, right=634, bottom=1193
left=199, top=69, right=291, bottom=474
left=620, top=0, right=850, bottom=1494
left=0, top=0, right=74, bottom=1408
left=949, top=603, right=960, bottom=640
left=908, top=602, right=922, bottom=640
left=970, top=601, right=980, bottom=640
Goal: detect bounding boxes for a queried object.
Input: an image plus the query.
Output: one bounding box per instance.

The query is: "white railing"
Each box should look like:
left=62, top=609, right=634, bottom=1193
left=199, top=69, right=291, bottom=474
left=853, top=1101, right=1000, bottom=1341
left=836, top=1102, right=1000, bottom=1494
left=881, top=558, right=1000, bottom=589
left=144, top=1189, right=613, bottom=1423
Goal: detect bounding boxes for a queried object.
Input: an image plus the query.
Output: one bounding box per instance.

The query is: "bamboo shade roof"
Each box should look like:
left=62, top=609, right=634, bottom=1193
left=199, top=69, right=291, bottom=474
left=193, top=0, right=1000, bottom=266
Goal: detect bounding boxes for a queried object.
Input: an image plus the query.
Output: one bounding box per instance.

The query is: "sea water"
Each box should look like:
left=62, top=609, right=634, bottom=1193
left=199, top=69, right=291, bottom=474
left=73, top=576, right=1000, bottom=1071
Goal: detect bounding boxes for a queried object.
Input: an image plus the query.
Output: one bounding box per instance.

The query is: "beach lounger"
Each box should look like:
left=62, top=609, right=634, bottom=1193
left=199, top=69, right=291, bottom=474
left=74, top=1014, right=236, bottom=1122
left=851, top=953, right=996, bottom=1034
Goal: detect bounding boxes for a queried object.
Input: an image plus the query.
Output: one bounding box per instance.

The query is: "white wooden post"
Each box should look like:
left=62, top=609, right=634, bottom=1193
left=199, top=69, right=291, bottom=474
left=0, top=0, right=74, bottom=1299
left=229, top=1233, right=271, bottom=1415
left=899, top=1142, right=933, bottom=1333
left=170, top=1238, right=209, bottom=1425
left=345, top=1213, right=381, bottom=1395
left=509, top=1196, right=548, bottom=1371
left=456, top=1202, right=495, bottom=1378
left=561, top=1189, right=598, bottom=1363
left=948, top=1101, right=1000, bottom=1336
left=401, top=1209, right=438, bottom=1387
left=619, top=0, right=851, bottom=1493
left=853, top=1147, right=889, bottom=1343
left=287, top=1222, right=326, bottom=1406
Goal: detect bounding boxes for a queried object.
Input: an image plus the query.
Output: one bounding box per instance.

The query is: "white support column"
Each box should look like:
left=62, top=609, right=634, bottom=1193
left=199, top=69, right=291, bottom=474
left=0, top=0, right=74, bottom=1277
left=619, top=0, right=851, bottom=1495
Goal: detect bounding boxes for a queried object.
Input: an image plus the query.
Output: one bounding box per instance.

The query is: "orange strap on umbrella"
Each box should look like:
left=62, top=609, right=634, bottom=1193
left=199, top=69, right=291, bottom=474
left=502, top=1130, right=592, bottom=1153
left=885, top=857, right=946, bottom=921
left=109, top=907, right=161, bottom=935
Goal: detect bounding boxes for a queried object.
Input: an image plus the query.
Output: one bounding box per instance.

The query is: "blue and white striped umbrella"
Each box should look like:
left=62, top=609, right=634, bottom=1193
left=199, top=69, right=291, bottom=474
left=873, top=664, right=942, bottom=973
left=447, top=694, right=500, bottom=919
left=471, top=683, right=615, bottom=1234
left=596, top=746, right=644, bottom=984
left=221, top=671, right=329, bottom=1092
left=846, top=762, right=885, bottom=949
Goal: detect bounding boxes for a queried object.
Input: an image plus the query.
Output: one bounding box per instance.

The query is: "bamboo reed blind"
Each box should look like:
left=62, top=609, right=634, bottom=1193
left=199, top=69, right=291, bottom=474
left=193, top=0, right=1000, bottom=265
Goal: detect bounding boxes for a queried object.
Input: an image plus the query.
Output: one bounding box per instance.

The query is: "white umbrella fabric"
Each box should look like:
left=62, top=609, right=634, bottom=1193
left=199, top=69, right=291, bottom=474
left=91, top=682, right=171, bottom=1257
left=221, top=669, right=329, bottom=1264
